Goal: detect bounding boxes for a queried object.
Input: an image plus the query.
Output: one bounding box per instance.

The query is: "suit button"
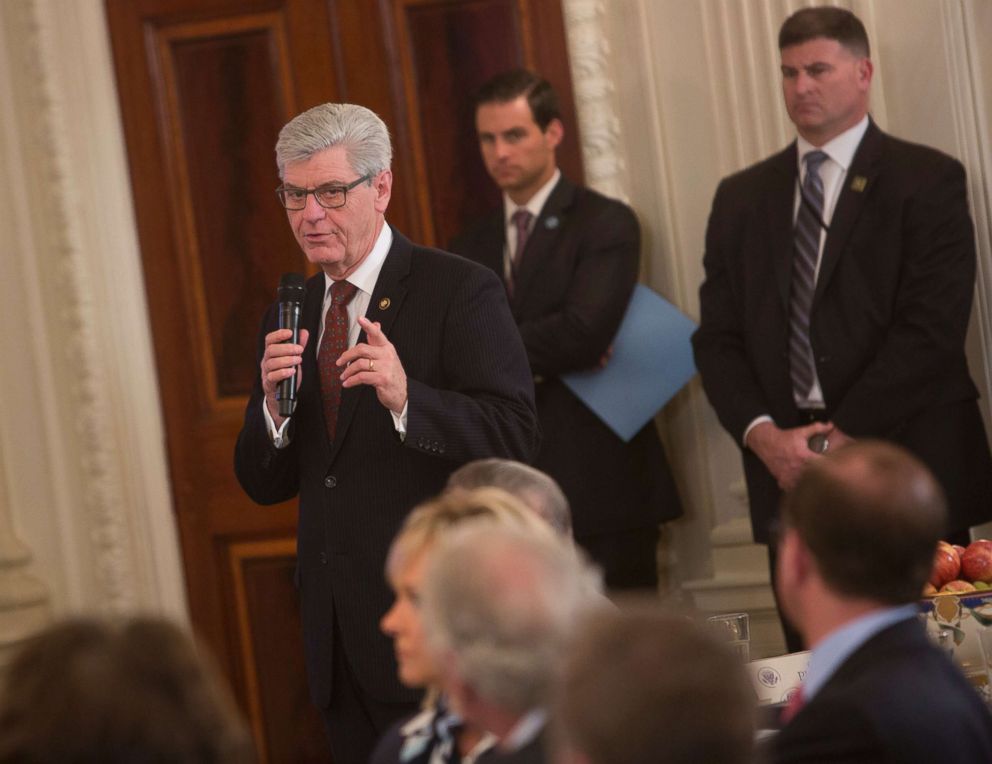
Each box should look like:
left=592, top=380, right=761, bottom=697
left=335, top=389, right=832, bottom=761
left=438, top=443, right=445, bottom=454
left=324, top=475, right=337, bottom=489
left=319, top=552, right=328, bottom=565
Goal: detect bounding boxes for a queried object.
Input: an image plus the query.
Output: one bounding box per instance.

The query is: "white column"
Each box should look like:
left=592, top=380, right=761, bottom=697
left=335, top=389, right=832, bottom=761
left=0, top=0, right=187, bottom=627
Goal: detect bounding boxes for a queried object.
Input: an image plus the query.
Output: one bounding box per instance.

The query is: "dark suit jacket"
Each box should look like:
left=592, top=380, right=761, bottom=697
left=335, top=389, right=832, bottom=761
left=234, top=229, right=538, bottom=707
left=692, top=121, right=992, bottom=543
left=451, top=176, right=681, bottom=540
left=771, top=617, right=992, bottom=763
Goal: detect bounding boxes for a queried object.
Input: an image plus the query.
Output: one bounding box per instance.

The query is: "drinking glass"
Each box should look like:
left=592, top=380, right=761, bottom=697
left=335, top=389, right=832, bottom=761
left=707, top=612, right=751, bottom=662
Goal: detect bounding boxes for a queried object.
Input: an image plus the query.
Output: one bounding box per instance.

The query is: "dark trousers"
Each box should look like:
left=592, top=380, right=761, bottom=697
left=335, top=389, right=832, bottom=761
left=578, top=526, right=660, bottom=591
left=322, top=616, right=418, bottom=764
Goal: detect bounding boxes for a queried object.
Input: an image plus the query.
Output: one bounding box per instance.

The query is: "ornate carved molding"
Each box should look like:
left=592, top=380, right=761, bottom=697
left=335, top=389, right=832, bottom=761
left=10, top=0, right=140, bottom=612
left=948, top=0, right=992, bottom=402
left=561, top=0, right=630, bottom=203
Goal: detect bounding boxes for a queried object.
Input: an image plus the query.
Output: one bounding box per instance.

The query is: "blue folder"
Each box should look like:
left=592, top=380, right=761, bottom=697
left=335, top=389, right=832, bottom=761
left=561, top=284, right=697, bottom=442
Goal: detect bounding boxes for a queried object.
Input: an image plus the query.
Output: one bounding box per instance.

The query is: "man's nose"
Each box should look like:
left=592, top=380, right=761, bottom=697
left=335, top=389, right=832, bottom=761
left=301, top=191, right=326, bottom=220
left=794, top=71, right=814, bottom=93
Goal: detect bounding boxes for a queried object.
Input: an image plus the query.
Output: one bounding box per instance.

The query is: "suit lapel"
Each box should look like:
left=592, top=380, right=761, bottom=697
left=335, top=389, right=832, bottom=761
left=327, top=228, right=411, bottom=463
left=814, top=120, right=882, bottom=302
left=769, top=144, right=800, bottom=311
left=513, top=176, right=575, bottom=305
left=478, top=211, right=506, bottom=280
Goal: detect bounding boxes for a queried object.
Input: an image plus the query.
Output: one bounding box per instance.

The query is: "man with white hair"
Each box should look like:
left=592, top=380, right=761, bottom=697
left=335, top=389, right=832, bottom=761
left=422, top=524, right=602, bottom=763
left=234, top=102, right=537, bottom=762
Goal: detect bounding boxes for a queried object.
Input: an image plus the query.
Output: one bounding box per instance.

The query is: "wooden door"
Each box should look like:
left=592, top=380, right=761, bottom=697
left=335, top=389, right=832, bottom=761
left=105, top=1, right=580, bottom=760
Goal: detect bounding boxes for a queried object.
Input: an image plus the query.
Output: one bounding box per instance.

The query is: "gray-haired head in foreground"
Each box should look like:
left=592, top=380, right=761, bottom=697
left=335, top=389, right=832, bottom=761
left=422, top=523, right=602, bottom=715
left=446, top=458, right=572, bottom=536
left=275, top=102, right=392, bottom=180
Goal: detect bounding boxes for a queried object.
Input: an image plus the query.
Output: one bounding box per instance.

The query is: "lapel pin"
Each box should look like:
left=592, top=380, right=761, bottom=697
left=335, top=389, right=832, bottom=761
left=850, top=175, right=868, bottom=192
left=378, top=297, right=391, bottom=310
left=544, top=215, right=560, bottom=230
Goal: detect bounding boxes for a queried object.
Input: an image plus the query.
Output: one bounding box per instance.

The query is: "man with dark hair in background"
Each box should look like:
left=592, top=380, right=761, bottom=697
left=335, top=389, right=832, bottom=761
left=692, top=5, right=992, bottom=650
left=771, top=441, right=992, bottom=762
left=451, top=69, right=682, bottom=591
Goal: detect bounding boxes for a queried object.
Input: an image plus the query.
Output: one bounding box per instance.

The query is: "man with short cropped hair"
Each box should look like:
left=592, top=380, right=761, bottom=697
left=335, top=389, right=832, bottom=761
left=692, top=5, right=992, bottom=650
left=451, top=69, right=682, bottom=591
left=771, top=441, right=992, bottom=762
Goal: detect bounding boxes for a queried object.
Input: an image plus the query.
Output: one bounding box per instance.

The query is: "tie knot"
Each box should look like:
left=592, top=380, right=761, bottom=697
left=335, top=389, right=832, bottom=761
left=330, top=280, right=358, bottom=306
left=511, top=208, right=533, bottom=230
left=804, top=150, right=828, bottom=173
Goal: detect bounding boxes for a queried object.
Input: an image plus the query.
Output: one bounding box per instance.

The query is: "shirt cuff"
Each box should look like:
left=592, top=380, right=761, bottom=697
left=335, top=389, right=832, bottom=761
left=390, top=401, right=408, bottom=442
left=743, top=415, right=774, bottom=449
left=262, top=399, right=292, bottom=449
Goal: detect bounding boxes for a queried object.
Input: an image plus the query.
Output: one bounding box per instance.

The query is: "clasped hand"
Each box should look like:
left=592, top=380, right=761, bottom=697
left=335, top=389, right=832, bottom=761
left=747, top=420, right=854, bottom=491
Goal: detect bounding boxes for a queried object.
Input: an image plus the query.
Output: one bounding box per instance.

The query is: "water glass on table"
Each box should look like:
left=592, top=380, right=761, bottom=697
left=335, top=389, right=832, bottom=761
left=707, top=612, right=751, bottom=662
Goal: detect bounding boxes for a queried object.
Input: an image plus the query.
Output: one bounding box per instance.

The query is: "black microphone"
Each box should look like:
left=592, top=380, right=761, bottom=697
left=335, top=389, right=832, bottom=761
left=276, top=273, right=306, bottom=417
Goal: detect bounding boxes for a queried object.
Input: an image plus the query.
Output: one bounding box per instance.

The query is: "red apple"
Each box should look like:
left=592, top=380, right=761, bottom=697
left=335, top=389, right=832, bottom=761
left=922, top=582, right=938, bottom=597
left=929, top=541, right=961, bottom=588
left=954, top=544, right=967, bottom=559
left=961, top=540, right=992, bottom=583
left=939, top=579, right=977, bottom=594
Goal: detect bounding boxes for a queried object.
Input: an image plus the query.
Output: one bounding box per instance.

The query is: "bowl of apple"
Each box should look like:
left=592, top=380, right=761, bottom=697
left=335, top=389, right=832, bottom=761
left=919, top=539, right=992, bottom=679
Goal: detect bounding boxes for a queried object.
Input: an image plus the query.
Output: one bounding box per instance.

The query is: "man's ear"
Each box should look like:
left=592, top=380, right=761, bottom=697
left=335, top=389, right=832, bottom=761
left=780, top=527, right=815, bottom=587
left=857, top=57, right=874, bottom=90
left=544, top=118, right=564, bottom=150
left=372, top=169, right=393, bottom=213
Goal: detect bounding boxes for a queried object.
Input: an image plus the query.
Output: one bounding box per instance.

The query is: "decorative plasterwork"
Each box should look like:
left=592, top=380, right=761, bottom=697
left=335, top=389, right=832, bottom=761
left=945, top=0, right=992, bottom=403
left=8, top=0, right=140, bottom=612
left=561, top=0, right=631, bottom=203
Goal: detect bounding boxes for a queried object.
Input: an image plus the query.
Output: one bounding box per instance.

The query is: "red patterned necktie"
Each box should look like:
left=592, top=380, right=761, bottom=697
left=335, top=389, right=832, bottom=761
left=508, top=208, right=533, bottom=295
left=317, top=280, right=358, bottom=443
left=781, top=687, right=806, bottom=725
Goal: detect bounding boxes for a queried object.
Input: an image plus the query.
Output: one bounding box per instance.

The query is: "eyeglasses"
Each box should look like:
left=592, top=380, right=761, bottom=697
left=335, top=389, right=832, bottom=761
left=275, top=174, right=372, bottom=210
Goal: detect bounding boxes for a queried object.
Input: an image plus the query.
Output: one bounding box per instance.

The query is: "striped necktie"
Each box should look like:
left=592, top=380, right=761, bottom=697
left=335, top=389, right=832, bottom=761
left=789, top=150, right=828, bottom=400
